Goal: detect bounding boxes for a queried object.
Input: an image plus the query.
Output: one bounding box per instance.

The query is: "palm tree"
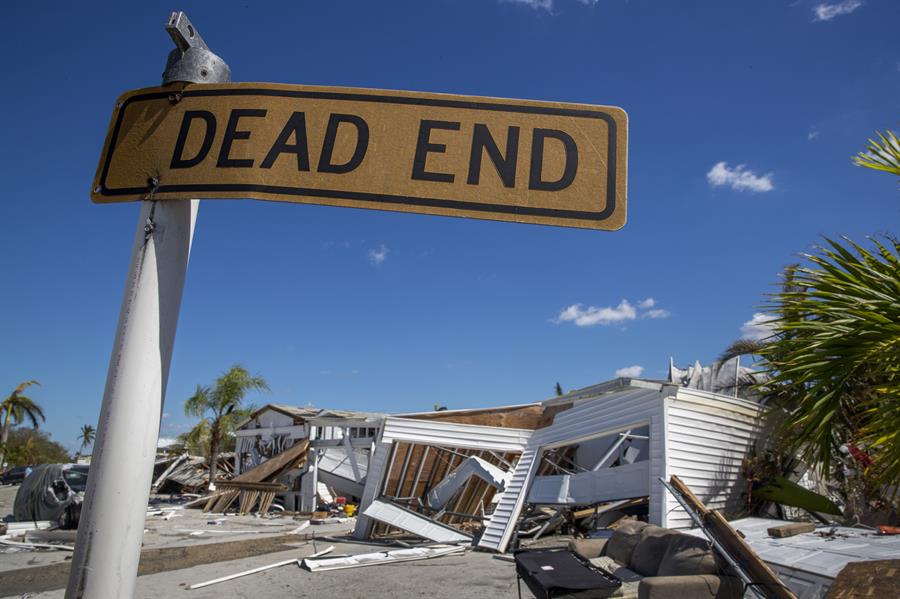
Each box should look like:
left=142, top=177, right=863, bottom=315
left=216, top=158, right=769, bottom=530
left=0, top=380, right=44, bottom=467
left=78, top=424, right=96, bottom=454
left=757, top=237, right=900, bottom=492
left=184, top=365, right=268, bottom=489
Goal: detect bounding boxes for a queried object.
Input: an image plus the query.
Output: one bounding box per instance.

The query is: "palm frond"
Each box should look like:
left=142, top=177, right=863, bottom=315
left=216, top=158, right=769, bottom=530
left=758, top=236, right=900, bottom=486
left=854, top=130, right=900, bottom=177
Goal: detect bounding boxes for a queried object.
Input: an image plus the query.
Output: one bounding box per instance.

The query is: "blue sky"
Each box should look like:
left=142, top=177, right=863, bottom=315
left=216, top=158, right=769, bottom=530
left=1, top=0, right=897, bottom=453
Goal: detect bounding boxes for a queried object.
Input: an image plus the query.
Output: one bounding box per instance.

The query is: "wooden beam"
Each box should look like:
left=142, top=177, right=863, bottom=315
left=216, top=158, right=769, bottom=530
left=670, top=475, right=797, bottom=599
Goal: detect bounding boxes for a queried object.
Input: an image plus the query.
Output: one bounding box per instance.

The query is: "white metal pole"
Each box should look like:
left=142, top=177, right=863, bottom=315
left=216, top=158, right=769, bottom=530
left=66, top=199, right=197, bottom=598
left=66, top=13, right=228, bottom=598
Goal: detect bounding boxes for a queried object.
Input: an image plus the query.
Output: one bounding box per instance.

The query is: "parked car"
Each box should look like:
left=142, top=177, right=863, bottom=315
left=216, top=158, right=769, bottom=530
left=0, top=466, right=30, bottom=486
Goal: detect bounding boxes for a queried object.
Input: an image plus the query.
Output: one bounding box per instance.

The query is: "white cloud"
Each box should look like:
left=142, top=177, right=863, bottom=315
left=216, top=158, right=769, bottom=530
left=555, top=298, right=669, bottom=327
left=556, top=300, right=637, bottom=327
left=615, top=365, right=644, bottom=378
left=707, top=161, right=774, bottom=193
left=157, top=437, right=177, bottom=448
left=644, top=308, right=671, bottom=319
left=813, top=0, right=863, bottom=21
left=808, top=127, right=820, bottom=141
left=503, top=0, right=554, bottom=10
left=368, top=245, right=389, bottom=266
left=741, top=312, right=776, bottom=341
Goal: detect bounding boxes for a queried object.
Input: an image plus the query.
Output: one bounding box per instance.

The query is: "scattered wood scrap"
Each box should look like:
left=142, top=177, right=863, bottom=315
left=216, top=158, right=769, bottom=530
left=204, top=439, right=309, bottom=515
left=767, top=523, right=816, bottom=538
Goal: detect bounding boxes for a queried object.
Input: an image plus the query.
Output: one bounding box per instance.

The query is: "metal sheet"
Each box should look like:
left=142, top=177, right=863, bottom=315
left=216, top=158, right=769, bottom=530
left=380, top=416, right=533, bottom=452
left=426, top=456, right=510, bottom=509
left=362, top=499, right=472, bottom=544
left=93, top=83, right=628, bottom=231
left=526, top=461, right=649, bottom=505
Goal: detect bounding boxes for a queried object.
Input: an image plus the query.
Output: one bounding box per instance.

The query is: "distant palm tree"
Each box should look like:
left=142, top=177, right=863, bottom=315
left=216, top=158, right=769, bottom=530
left=185, top=365, right=268, bottom=489
left=0, top=380, right=44, bottom=467
left=78, top=424, right=96, bottom=454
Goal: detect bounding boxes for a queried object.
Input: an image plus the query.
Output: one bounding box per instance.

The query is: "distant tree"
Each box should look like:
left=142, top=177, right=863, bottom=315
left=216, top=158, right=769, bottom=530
left=555, top=382, right=563, bottom=396
left=184, top=365, right=268, bottom=489
left=0, top=380, right=44, bottom=467
left=4, top=427, right=70, bottom=466
left=433, top=404, right=448, bottom=411
left=77, top=424, right=96, bottom=454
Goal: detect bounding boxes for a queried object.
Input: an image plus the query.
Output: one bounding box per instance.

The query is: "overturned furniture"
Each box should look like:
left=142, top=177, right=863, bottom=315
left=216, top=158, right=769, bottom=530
left=567, top=520, right=744, bottom=599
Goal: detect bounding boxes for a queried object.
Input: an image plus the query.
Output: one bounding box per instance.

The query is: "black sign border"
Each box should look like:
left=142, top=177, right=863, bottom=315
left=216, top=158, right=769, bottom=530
left=97, top=87, right=620, bottom=222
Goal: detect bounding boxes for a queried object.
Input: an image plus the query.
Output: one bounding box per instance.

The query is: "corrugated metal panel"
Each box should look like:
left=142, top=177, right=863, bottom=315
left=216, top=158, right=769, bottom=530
left=663, top=390, right=764, bottom=529
left=380, top=416, right=533, bottom=452
left=362, top=499, right=472, bottom=543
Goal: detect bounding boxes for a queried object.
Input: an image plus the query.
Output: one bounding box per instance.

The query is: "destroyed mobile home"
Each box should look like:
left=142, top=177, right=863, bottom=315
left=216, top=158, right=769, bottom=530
left=3, top=376, right=897, bottom=598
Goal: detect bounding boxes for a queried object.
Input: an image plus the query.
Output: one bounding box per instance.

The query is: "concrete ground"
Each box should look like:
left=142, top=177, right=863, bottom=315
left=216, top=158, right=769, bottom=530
left=1, top=485, right=520, bottom=598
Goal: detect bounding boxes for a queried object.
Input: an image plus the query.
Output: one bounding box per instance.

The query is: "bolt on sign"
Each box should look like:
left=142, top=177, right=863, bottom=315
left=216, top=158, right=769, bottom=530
left=92, top=83, right=628, bottom=230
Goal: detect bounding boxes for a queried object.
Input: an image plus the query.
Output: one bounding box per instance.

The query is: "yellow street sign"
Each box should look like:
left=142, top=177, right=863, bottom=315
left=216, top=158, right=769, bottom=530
left=92, top=83, right=628, bottom=230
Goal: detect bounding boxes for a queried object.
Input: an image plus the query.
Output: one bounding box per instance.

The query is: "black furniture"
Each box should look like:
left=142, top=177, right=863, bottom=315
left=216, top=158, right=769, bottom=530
left=514, top=547, right=622, bottom=599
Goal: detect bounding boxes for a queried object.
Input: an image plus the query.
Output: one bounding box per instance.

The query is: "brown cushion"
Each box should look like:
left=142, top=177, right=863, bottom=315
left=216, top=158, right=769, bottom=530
left=657, top=534, right=719, bottom=577
left=630, top=525, right=676, bottom=577
left=605, top=520, right=649, bottom=565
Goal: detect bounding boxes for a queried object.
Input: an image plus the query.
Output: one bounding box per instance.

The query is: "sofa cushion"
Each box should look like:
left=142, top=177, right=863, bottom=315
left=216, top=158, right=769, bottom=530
left=656, top=534, right=719, bottom=577
left=589, top=556, right=642, bottom=598
left=605, top=520, right=649, bottom=565
left=630, top=525, right=676, bottom=577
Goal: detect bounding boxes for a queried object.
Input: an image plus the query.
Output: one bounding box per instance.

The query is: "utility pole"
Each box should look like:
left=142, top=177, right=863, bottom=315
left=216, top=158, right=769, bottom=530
left=66, top=13, right=230, bottom=598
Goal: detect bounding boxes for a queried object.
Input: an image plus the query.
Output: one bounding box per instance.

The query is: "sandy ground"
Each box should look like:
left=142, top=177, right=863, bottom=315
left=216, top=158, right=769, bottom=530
left=1, top=485, right=521, bottom=598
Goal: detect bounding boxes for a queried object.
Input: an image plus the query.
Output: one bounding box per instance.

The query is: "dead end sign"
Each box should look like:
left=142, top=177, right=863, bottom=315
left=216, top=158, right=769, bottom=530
left=92, top=83, right=628, bottom=230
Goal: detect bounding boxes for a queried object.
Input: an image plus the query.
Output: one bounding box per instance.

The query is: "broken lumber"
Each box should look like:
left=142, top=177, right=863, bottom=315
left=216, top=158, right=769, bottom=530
left=767, top=523, right=816, bottom=538
left=669, top=475, right=797, bottom=599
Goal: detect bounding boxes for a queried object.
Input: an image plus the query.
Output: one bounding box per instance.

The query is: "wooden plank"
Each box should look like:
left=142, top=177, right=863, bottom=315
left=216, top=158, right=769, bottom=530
left=226, top=439, right=309, bottom=484
left=670, top=475, right=797, bottom=599
left=767, top=523, right=816, bottom=538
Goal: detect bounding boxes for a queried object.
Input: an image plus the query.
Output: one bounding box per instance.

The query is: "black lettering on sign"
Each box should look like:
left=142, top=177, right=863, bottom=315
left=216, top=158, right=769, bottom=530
left=260, top=112, right=311, bottom=171
left=467, top=124, right=520, bottom=188
left=217, top=109, right=267, bottom=168
left=170, top=111, right=217, bottom=169
left=411, top=120, right=461, bottom=183
left=529, top=128, right=578, bottom=191
left=318, top=114, right=370, bottom=174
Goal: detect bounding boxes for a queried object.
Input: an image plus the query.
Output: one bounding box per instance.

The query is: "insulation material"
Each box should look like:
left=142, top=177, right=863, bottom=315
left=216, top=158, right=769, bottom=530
left=362, top=499, right=472, bottom=543
left=426, top=456, right=510, bottom=509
